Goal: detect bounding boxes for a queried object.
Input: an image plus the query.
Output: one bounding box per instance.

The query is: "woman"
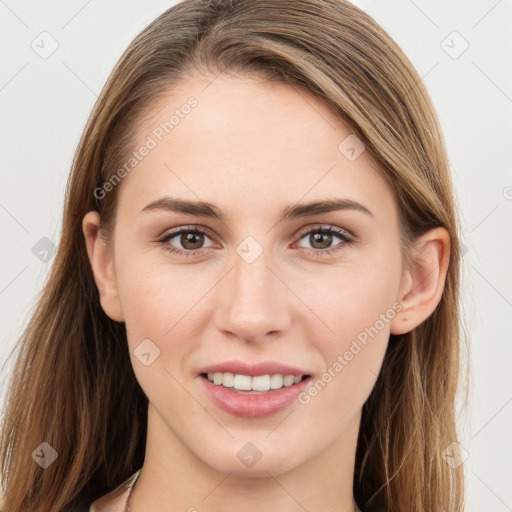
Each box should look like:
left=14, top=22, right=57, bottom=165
left=0, top=0, right=467, bottom=511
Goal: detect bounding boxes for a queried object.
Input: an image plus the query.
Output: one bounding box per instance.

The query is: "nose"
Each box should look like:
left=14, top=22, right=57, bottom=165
left=213, top=246, right=292, bottom=343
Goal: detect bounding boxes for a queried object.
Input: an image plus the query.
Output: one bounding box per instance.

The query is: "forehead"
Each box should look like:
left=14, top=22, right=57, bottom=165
left=116, top=72, right=397, bottom=225
left=141, top=72, right=355, bottom=157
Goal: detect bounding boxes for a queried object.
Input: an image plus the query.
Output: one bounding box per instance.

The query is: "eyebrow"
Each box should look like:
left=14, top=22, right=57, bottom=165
left=140, top=196, right=374, bottom=222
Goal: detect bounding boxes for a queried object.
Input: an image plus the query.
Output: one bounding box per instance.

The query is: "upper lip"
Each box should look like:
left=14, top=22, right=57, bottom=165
left=198, top=360, right=311, bottom=377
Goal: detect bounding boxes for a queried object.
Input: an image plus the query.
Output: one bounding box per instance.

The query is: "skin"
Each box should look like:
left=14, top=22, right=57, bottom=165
left=83, top=72, right=450, bottom=512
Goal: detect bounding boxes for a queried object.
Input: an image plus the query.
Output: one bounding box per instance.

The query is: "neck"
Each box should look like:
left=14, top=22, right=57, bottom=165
left=130, top=404, right=362, bottom=512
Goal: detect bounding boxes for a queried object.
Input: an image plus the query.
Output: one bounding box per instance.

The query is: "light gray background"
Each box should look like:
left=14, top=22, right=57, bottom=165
left=1, top=1, right=511, bottom=510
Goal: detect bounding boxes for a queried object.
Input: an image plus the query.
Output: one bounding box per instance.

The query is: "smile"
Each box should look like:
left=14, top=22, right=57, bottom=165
left=203, top=372, right=308, bottom=392
left=200, top=373, right=312, bottom=418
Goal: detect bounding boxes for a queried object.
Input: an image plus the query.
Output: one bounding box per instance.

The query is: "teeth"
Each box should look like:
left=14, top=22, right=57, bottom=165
left=233, top=374, right=252, bottom=390
left=205, top=372, right=306, bottom=391
left=270, top=374, right=283, bottom=389
left=221, top=372, right=234, bottom=387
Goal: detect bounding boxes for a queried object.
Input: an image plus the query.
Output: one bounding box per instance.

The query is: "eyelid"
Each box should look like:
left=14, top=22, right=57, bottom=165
left=158, top=224, right=215, bottom=239
left=293, top=223, right=354, bottom=241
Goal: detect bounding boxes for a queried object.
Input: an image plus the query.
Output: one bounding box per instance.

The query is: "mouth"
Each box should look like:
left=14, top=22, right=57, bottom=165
left=199, top=371, right=313, bottom=418
left=200, top=372, right=312, bottom=394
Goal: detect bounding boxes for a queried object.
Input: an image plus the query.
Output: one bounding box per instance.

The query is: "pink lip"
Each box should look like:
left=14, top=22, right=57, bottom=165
left=199, top=374, right=312, bottom=419
left=198, top=360, right=311, bottom=377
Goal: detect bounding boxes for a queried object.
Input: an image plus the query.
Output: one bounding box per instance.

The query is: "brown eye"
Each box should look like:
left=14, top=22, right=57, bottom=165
left=295, top=226, right=353, bottom=255
left=309, top=232, right=333, bottom=250
left=158, top=226, right=216, bottom=257
left=179, top=232, right=205, bottom=250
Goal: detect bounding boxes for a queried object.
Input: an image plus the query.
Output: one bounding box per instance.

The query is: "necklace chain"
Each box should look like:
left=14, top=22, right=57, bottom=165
left=123, top=474, right=136, bottom=512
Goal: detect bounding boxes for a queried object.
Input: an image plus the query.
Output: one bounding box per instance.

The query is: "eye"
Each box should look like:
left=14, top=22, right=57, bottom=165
left=157, top=226, right=217, bottom=257
left=294, top=225, right=354, bottom=256
left=157, top=224, right=354, bottom=258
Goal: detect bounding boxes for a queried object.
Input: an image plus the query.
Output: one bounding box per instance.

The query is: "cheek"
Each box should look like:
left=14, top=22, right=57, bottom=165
left=114, top=256, right=219, bottom=396
left=115, top=261, right=205, bottom=407
left=300, top=301, right=391, bottom=423
left=115, top=249, right=210, bottom=339
left=303, top=250, right=401, bottom=340
left=301, top=256, right=401, bottom=410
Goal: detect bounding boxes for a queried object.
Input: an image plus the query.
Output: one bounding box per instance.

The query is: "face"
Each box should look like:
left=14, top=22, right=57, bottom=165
left=103, top=73, right=406, bottom=477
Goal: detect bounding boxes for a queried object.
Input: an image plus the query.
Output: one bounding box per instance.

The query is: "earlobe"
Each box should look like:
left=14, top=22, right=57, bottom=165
left=390, top=227, right=450, bottom=335
left=82, top=211, right=124, bottom=322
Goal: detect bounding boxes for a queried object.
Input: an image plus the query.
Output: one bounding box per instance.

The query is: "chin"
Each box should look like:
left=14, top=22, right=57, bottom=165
left=202, top=445, right=302, bottom=478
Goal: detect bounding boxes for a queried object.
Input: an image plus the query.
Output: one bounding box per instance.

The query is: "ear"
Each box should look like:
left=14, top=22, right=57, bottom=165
left=82, top=211, right=124, bottom=322
left=390, top=227, right=450, bottom=335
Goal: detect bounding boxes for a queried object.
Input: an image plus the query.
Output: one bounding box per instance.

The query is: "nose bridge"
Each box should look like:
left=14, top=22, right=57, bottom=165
left=214, top=242, right=290, bottom=340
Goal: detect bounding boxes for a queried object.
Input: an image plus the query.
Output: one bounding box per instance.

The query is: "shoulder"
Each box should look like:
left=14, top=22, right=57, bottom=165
left=89, top=470, right=141, bottom=512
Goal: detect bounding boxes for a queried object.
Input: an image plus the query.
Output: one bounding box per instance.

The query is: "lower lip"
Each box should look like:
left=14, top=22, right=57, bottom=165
left=199, top=374, right=312, bottom=419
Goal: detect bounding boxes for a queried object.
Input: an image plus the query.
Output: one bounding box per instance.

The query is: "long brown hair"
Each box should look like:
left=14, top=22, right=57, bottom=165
left=0, top=1, right=468, bottom=510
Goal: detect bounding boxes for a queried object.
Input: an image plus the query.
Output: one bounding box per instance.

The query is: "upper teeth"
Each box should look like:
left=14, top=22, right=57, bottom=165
left=206, top=372, right=304, bottom=391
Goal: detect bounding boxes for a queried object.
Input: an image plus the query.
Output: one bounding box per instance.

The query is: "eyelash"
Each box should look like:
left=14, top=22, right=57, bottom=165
left=156, top=225, right=354, bottom=258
